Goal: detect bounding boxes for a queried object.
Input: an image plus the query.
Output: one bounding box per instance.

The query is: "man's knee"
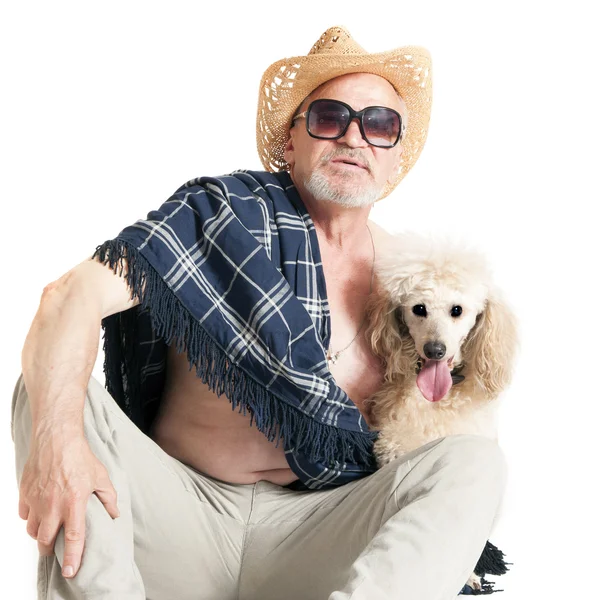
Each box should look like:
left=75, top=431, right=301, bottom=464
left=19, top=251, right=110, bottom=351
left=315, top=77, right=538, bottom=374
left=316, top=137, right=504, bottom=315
left=435, top=434, right=508, bottom=495
left=391, top=434, right=508, bottom=509
left=11, top=373, right=114, bottom=450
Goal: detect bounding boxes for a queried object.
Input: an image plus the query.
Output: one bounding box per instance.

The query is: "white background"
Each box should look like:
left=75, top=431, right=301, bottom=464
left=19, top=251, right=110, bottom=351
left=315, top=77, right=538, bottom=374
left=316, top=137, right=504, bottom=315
left=2, top=0, right=598, bottom=596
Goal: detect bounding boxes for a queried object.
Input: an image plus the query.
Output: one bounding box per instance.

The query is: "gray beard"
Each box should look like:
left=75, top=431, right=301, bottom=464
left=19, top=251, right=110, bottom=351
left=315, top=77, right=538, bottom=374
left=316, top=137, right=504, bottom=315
left=304, top=168, right=382, bottom=208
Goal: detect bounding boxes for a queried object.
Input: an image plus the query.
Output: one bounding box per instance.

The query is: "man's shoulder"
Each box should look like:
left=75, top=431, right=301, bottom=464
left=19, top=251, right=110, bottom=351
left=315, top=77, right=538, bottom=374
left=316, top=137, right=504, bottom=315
left=229, top=169, right=292, bottom=194
left=179, top=169, right=293, bottom=200
left=367, top=219, right=396, bottom=252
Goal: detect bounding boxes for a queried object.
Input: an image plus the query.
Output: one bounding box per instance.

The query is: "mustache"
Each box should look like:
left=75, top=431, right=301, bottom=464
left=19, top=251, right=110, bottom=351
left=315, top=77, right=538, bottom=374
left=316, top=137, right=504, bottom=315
left=320, top=149, right=373, bottom=174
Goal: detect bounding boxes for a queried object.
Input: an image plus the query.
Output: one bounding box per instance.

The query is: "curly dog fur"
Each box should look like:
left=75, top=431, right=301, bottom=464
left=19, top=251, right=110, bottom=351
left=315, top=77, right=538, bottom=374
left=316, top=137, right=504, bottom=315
left=364, top=232, right=519, bottom=466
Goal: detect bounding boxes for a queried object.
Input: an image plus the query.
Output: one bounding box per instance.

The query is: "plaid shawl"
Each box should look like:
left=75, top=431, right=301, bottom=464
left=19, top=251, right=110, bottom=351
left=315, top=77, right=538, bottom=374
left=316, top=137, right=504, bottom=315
left=93, top=169, right=378, bottom=490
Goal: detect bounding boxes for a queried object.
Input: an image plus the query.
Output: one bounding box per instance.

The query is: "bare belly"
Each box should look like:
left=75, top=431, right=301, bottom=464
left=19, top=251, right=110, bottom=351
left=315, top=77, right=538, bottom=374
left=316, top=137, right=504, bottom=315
left=150, top=339, right=383, bottom=486
left=150, top=345, right=298, bottom=485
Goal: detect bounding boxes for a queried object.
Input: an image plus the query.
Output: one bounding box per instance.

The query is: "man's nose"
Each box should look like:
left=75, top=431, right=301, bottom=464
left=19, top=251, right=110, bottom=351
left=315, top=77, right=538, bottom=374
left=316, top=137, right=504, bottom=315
left=337, top=119, right=368, bottom=148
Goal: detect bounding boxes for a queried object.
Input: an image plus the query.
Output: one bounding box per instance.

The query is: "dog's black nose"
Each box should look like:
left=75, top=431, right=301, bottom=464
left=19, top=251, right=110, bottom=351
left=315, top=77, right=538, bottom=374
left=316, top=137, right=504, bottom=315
left=424, top=341, right=446, bottom=360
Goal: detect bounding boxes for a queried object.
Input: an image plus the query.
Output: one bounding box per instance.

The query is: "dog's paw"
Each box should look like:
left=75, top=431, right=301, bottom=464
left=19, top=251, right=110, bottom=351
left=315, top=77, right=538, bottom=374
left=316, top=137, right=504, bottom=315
left=466, top=571, right=482, bottom=591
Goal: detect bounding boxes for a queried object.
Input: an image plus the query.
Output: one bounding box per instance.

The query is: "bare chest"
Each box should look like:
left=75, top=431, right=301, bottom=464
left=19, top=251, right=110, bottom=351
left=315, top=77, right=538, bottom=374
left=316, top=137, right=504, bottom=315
left=321, top=257, right=385, bottom=418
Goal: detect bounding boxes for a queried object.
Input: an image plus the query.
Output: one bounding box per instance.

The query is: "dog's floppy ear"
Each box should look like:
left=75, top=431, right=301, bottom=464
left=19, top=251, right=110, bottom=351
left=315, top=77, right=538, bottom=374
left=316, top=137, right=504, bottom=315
left=365, top=283, right=417, bottom=382
left=461, top=289, right=519, bottom=397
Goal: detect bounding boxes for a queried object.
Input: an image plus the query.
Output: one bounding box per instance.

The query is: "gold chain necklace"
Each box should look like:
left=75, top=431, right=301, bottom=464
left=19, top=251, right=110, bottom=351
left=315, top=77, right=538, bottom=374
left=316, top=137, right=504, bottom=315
left=326, top=224, right=375, bottom=367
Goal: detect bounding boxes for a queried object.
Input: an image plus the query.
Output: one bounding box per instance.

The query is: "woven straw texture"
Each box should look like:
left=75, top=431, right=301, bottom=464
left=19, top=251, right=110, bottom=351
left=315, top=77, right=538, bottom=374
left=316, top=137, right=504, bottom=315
left=256, top=26, right=433, bottom=201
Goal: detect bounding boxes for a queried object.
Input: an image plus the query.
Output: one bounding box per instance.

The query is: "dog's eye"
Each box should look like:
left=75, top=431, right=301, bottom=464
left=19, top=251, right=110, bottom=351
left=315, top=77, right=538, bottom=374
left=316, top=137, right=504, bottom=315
left=451, top=306, right=463, bottom=317
left=412, top=304, right=427, bottom=317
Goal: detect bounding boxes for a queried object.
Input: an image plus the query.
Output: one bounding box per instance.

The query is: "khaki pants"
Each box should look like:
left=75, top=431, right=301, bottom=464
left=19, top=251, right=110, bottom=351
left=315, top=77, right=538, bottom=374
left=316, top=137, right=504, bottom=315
left=11, top=374, right=507, bottom=600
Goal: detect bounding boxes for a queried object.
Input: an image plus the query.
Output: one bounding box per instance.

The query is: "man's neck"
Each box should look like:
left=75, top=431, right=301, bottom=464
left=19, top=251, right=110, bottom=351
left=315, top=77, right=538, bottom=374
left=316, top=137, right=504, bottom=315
left=297, top=186, right=373, bottom=251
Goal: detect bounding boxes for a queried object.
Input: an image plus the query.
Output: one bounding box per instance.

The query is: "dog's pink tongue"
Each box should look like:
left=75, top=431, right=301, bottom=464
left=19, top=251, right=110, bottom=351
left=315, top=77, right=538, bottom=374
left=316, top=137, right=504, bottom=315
left=417, top=360, right=452, bottom=402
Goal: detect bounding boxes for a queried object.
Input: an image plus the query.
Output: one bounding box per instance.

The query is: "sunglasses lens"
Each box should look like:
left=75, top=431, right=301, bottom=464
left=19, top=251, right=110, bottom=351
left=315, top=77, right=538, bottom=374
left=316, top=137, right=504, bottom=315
left=363, top=108, right=401, bottom=147
left=307, top=100, right=350, bottom=138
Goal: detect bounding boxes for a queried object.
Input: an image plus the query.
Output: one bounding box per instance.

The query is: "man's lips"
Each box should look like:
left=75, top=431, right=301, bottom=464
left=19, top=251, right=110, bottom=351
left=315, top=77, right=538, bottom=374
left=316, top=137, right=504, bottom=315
left=330, top=157, right=368, bottom=170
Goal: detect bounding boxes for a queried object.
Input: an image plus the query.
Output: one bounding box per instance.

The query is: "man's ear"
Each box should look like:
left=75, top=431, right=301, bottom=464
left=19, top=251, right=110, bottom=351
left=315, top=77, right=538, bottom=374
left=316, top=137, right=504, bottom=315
left=387, top=146, right=403, bottom=186
left=283, top=135, right=295, bottom=167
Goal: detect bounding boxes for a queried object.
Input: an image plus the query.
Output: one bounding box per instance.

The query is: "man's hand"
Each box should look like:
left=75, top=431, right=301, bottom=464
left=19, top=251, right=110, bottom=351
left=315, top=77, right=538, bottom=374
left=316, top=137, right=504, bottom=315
left=18, top=427, right=120, bottom=578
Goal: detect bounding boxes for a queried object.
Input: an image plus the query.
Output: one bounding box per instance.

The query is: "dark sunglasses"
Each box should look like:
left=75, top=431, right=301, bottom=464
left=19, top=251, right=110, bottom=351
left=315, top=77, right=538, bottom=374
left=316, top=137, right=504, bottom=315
left=292, top=98, right=404, bottom=148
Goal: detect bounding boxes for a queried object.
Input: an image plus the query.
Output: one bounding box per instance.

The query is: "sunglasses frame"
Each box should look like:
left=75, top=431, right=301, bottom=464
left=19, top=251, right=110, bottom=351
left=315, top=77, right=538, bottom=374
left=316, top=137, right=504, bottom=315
left=292, top=98, right=404, bottom=148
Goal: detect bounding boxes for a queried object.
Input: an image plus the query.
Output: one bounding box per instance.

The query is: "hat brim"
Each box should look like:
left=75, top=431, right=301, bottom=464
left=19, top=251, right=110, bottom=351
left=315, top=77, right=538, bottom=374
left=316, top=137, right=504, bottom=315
left=256, top=46, right=432, bottom=201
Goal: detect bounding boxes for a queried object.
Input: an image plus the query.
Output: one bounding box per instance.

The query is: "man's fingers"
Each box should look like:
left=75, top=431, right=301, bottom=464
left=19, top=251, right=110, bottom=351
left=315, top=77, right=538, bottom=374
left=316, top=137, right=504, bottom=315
left=94, top=481, right=120, bottom=519
left=61, top=503, right=86, bottom=578
left=26, top=514, right=41, bottom=540
left=38, top=543, right=56, bottom=558
left=36, top=515, right=62, bottom=557
left=18, top=496, right=30, bottom=521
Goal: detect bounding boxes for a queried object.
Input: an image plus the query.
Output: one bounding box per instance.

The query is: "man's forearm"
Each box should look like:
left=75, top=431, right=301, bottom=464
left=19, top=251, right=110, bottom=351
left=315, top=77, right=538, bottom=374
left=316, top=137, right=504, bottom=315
left=21, top=272, right=103, bottom=437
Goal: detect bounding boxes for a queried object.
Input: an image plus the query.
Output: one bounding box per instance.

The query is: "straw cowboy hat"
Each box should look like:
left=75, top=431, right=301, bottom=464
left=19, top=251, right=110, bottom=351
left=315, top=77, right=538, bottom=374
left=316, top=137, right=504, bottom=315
left=256, top=26, right=433, bottom=201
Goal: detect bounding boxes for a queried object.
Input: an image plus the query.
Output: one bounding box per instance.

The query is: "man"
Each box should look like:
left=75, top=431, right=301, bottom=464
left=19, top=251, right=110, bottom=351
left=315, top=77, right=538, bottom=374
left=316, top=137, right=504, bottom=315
left=12, top=26, right=507, bottom=599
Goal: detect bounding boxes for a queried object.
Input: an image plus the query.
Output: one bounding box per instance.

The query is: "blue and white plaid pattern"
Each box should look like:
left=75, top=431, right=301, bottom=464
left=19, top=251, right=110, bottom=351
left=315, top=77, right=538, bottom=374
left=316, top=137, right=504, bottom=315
left=94, top=169, right=377, bottom=489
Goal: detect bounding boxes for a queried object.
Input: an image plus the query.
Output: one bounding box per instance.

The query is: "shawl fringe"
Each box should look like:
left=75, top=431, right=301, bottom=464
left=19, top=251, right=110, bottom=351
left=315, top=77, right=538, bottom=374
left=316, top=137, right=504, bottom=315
left=475, top=540, right=510, bottom=577
left=458, top=541, right=511, bottom=595
left=92, top=238, right=376, bottom=466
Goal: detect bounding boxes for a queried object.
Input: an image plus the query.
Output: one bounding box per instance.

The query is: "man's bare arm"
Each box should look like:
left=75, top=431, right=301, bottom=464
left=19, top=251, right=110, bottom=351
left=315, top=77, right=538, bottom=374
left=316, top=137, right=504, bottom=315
left=21, top=256, right=140, bottom=432
left=18, top=255, right=140, bottom=579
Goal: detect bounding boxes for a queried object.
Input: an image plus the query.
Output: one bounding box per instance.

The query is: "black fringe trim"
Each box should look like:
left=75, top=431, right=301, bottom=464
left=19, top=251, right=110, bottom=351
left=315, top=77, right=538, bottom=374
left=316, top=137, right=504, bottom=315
left=460, top=576, right=502, bottom=595
left=92, top=238, right=376, bottom=466
left=475, top=541, right=511, bottom=577
left=458, top=541, right=511, bottom=595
